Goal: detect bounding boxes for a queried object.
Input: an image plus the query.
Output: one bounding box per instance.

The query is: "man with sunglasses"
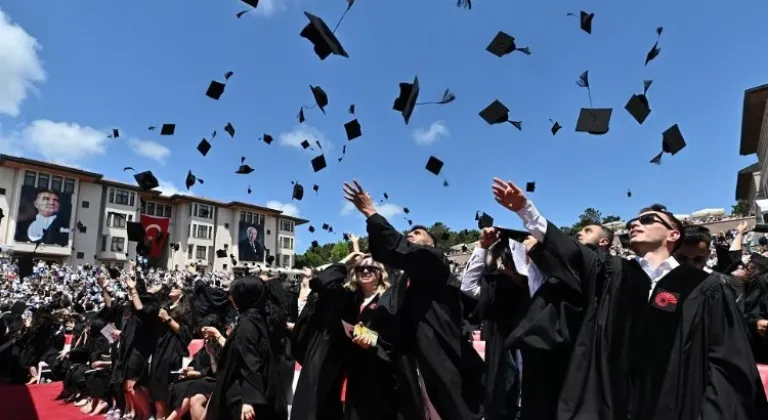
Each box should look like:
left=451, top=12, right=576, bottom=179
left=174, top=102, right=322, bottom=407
left=491, top=178, right=767, bottom=420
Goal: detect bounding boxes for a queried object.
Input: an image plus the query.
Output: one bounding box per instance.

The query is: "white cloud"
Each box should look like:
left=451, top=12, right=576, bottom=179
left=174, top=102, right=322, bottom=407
left=127, top=138, right=171, bottom=164
left=266, top=200, right=300, bottom=217
left=341, top=201, right=404, bottom=219
left=413, top=121, right=449, bottom=145
left=156, top=179, right=194, bottom=197
left=0, top=120, right=110, bottom=164
left=279, top=125, right=333, bottom=152
left=0, top=9, right=46, bottom=117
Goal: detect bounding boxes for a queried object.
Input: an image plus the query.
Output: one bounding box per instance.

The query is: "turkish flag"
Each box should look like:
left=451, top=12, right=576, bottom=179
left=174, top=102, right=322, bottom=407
left=141, top=215, right=170, bottom=258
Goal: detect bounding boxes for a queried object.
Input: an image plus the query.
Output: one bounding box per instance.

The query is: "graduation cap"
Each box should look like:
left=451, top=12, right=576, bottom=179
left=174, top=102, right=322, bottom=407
left=300, top=139, right=311, bottom=150
left=76, top=221, right=87, bottom=233
left=206, top=71, right=234, bottom=100
left=236, top=156, right=255, bottom=174
left=479, top=99, right=522, bottom=130
left=567, top=11, right=594, bottom=34
left=549, top=119, right=562, bottom=135
left=322, top=223, right=330, bottom=231
left=148, top=124, right=176, bottom=136
left=425, top=156, right=449, bottom=187
left=125, top=168, right=159, bottom=191
left=311, top=154, right=327, bottom=172
left=300, top=11, right=350, bottom=60
left=575, top=108, right=612, bottom=135
left=127, top=222, right=144, bottom=243
left=185, top=170, right=204, bottom=190
left=650, top=124, right=686, bottom=165
left=197, top=138, right=211, bottom=157
left=393, top=76, right=455, bottom=125
left=313, top=184, right=319, bottom=194
left=292, top=182, right=304, bottom=201
left=475, top=211, right=494, bottom=229
left=216, top=249, right=227, bottom=258
left=224, top=122, right=235, bottom=138
left=526, top=182, right=536, bottom=193
left=627, top=189, right=632, bottom=198
left=247, top=185, right=252, bottom=194
left=266, top=255, right=275, bottom=266
left=486, top=31, right=531, bottom=57
left=236, top=0, right=260, bottom=18
left=343, top=232, right=350, bottom=241
left=344, top=119, right=362, bottom=141
left=645, top=27, right=663, bottom=66
left=308, top=225, right=315, bottom=233
left=311, top=240, right=319, bottom=248
left=260, top=134, right=273, bottom=145
left=625, top=80, right=653, bottom=124
left=108, top=129, right=120, bottom=139
left=496, top=227, right=530, bottom=243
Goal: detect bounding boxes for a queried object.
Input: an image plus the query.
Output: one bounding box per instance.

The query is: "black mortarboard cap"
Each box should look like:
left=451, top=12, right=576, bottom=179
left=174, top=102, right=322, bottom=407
left=526, top=182, right=535, bottom=193
left=236, top=165, right=255, bottom=174
left=206, top=81, right=225, bottom=100
left=111, top=129, right=120, bottom=138
left=578, top=11, right=594, bottom=34
left=344, top=119, right=361, bottom=140
left=266, top=255, right=275, bottom=265
left=160, top=124, right=175, bottom=136
left=486, top=31, right=529, bottom=57
left=216, top=249, right=227, bottom=258
left=343, top=233, right=350, bottom=241
left=425, top=156, right=443, bottom=175
left=479, top=100, right=520, bottom=129
left=197, top=139, right=211, bottom=156
left=322, top=223, right=330, bottom=230
left=308, top=225, right=315, bottom=233
left=292, top=183, right=304, bottom=201
left=625, top=94, right=651, bottom=125
left=662, top=124, right=686, bottom=155
left=127, top=222, right=144, bottom=242
left=575, top=108, right=612, bottom=135
left=496, top=227, right=530, bottom=243
left=311, top=155, right=327, bottom=172
left=300, top=12, right=349, bottom=60
left=393, top=76, right=420, bottom=125
left=476, top=211, right=493, bottom=229
left=313, top=184, right=319, bottom=193
left=224, top=122, right=235, bottom=138
left=311, top=240, right=319, bottom=248
left=262, top=134, right=273, bottom=145
left=185, top=171, right=196, bottom=190
left=300, top=139, right=311, bottom=149
left=242, top=0, right=259, bottom=7
left=310, top=85, right=328, bottom=114
left=134, top=170, right=159, bottom=191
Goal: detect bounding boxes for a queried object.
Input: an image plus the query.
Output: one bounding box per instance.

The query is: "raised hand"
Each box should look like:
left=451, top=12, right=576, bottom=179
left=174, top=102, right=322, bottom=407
left=492, top=178, right=527, bottom=212
left=479, top=227, right=498, bottom=249
left=343, top=179, right=376, bottom=217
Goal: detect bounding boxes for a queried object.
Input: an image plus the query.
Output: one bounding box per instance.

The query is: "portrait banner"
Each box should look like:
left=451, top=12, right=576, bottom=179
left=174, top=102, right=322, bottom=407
left=238, top=220, right=265, bottom=262
left=13, top=186, right=72, bottom=247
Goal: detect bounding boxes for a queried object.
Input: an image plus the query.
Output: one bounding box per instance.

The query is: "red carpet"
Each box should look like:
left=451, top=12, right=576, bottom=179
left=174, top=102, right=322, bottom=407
left=0, top=382, right=92, bottom=420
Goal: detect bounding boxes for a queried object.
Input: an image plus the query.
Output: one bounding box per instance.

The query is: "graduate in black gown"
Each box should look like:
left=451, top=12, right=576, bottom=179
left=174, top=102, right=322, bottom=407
left=734, top=255, right=768, bottom=363
left=0, top=301, right=28, bottom=383
left=262, top=274, right=298, bottom=408
left=21, top=305, right=57, bottom=384
left=150, top=283, right=195, bottom=419
left=206, top=276, right=289, bottom=420
left=343, top=180, right=484, bottom=420
left=491, top=178, right=768, bottom=420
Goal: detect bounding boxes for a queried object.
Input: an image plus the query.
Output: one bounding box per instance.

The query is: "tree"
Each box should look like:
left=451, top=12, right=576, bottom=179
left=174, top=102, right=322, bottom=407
left=602, top=215, right=621, bottom=223
left=732, top=200, right=750, bottom=216
left=330, top=241, right=351, bottom=262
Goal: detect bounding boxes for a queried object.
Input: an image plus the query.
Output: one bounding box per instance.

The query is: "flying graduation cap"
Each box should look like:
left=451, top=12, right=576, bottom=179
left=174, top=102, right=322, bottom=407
left=392, top=76, right=455, bottom=125
left=148, top=124, right=176, bottom=136
left=625, top=80, right=654, bottom=124
left=574, top=70, right=612, bottom=135
left=476, top=211, right=494, bottom=229
left=309, top=140, right=327, bottom=172
left=345, top=103, right=362, bottom=141
left=236, top=156, right=255, bottom=174
left=297, top=86, right=329, bottom=123
left=260, top=134, right=273, bottom=145
left=567, top=11, right=595, bottom=34
left=292, top=181, right=304, bottom=201
left=197, top=130, right=216, bottom=157
left=549, top=119, right=562, bottom=135
left=425, top=156, right=449, bottom=187
left=479, top=99, right=522, bottom=130
left=236, top=0, right=260, bottom=18
left=486, top=31, right=531, bottom=57
left=124, top=167, right=159, bottom=191
left=313, top=184, right=319, bottom=194
left=645, top=27, right=664, bottom=66
left=650, top=124, right=686, bottom=164
left=206, top=71, right=234, bottom=100
left=108, top=129, right=120, bottom=139
left=300, top=4, right=353, bottom=61
left=185, top=170, right=204, bottom=190
left=224, top=122, right=235, bottom=138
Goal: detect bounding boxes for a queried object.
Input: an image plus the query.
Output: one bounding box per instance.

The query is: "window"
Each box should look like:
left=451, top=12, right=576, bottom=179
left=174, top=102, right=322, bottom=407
left=164, top=205, right=172, bottom=218
left=196, top=204, right=212, bottom=219
left=196, top=225, right=208, bottom=238
left=187, top=245, right=194, bottom=259
left=208, top=226, right=212, bottom=239
left=113, top=189, right=130, bottom=205
left=129, top=192, right=135, bottom=207
left=281, top=255, right=292, bottom=268
left=188, top=224, right=191, bottom=237
left=280, top=236, right=294, bottom=250
left=63, top=178, right=75, bottom=194
left=109, top=188, right=115, bottom=203
left=51, top=176, right=63, bottom=192
left=23, top=171, right=36, bottom=186
left=101, top=235, right=108, bottom=252
left=82, top=201, right=90, bottom=208
left=223, top=264, right=228, bottom=270
left=280, top=220, right=295, bottom=232
left=246, top=213, right=252, bottom=223
left=240, top=212, right=245, bottom=222
left=76, top=252, right=84, bottom=259
left=110, top=237, right=125, bottom=252
left=109, top=212, right=127, bottom=228
left=0, top=188, right=5, bottom=195
left=37, top=173, right=49, bottom=189
left=147, top=203, right=155, bottom=215
left=224, top=223, right=229, bottom=229
left=196, top=245, right=207, bottom=260
left=127, top=214, right=133, bottom=222
left=223, top=243, right=229, bottom=249
left=241, top=211, right=265, bottom=226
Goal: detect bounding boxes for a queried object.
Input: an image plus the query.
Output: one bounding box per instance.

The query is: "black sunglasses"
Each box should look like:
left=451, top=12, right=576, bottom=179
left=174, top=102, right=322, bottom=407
left=625, top=213, right=674, bottom=231
left=354, top=266, right=381, bottom=274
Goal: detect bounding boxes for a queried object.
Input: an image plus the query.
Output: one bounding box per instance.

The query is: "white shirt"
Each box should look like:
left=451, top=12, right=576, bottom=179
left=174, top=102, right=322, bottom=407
left=633, top=255, right=679, bottom=299
left=27, top=214, right=56, bottom=242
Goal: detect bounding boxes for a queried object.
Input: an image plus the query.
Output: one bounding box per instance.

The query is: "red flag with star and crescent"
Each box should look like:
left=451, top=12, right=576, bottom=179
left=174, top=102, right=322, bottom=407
left=141, top=214, right=170, bottom=258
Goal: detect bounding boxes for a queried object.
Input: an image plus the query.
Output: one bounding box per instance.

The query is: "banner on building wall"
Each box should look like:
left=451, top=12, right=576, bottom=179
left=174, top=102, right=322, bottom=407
left=238, top=221, right=265, bottom=262
left=141, top=214, right=170, bottom=258
left=13, top=186, right=72, bottom=247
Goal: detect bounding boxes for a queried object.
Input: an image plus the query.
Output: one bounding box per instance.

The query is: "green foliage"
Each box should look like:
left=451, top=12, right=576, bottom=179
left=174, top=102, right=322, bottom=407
left=601, top=215, right=621, bottom=223
left=732, top=200, right=750, bottom=216
left=330, top=241, right=351, bottom=262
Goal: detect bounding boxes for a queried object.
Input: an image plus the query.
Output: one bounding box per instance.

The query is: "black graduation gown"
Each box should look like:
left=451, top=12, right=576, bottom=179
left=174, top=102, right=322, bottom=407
left=290, top=268, right=349, bottom=420
left=115, top=295, right=159, bottom=384
left=265, top=279, right=298, bottom=405
left=207, top=309, right=288, bottom=420
left=366, top=213, right=484, bottom=420
left=149, top=304, right=193, bottom=402
left=739, top=275, right=768, bottom=363
left=167, top=344, right=218, bottom=409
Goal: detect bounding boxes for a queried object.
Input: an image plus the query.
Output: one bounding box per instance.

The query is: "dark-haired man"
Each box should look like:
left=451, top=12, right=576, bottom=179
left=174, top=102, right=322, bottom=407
left=491, top=178, right=767, bottom=420
left=575, top=224, right=613, bottom=252
left=343, top=179, right=484, bottom=420
left=675, top=225, right=712, bottom=271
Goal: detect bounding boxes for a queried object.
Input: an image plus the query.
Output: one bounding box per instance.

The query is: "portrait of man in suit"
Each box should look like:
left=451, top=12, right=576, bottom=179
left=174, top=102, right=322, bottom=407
left=238, top=223, right=265, bottom=262
left=14, top=188, right=71, bottom=246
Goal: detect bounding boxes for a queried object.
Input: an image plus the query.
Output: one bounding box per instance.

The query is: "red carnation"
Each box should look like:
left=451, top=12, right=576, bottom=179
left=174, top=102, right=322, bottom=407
left=654, top=292, right=678, bottom=308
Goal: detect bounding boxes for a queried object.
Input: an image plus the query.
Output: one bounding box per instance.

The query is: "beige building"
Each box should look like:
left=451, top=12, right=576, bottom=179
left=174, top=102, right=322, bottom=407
left=738, top=84, right=768, bottom=218
left=0, top=155, right=307, bottom=271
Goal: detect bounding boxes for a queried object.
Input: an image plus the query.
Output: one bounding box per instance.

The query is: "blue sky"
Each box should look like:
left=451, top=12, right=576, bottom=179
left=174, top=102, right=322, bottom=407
left=0, top=0, right=766, bottom=252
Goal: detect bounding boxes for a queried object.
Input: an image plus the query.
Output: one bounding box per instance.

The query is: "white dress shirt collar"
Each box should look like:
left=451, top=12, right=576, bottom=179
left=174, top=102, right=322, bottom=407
left=633, top=255, right=679, bottom=299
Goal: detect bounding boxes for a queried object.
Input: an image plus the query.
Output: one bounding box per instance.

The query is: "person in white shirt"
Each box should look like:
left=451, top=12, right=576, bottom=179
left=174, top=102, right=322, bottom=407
left=14, top=190, right=69, bottom=245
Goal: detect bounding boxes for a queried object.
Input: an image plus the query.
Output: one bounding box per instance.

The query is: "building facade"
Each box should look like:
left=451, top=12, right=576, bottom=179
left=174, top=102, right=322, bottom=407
left=0, top=155, right=307, bottom=271
left=738, top=84, right=768, bottom=217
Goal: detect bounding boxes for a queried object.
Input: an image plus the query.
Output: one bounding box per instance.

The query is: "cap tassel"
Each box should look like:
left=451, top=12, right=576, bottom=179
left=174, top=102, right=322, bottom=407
left=332, top=0, right=355, bottom=33
left=508, top=120, right=522, bottom=130
left=415, top=88, right=456, bottom=106
left=338, top=144, right=347, bottom=162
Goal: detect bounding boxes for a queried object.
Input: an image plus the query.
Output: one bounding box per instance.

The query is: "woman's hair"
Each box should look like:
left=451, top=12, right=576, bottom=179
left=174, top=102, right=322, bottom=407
left=344, top=254, right=390, bottom=294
